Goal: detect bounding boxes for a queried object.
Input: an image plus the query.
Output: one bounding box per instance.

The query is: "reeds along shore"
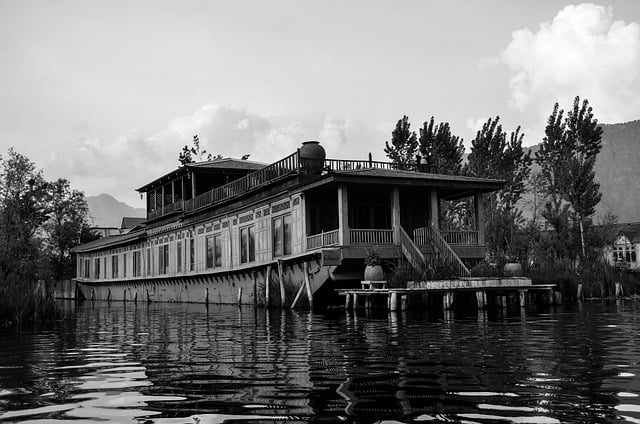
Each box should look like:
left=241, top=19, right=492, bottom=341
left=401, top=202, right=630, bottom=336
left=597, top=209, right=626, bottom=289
left=0, top=275, right=58, bottom=327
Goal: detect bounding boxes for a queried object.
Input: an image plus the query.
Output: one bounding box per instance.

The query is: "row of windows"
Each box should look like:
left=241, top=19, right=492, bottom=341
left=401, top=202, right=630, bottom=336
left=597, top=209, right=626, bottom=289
left=614, top=246, right=637, bottom=263
left=81, top=214, right=293, bottom=279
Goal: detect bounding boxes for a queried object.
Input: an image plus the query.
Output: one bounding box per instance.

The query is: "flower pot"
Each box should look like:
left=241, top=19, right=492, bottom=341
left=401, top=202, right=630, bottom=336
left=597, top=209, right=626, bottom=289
left=503, top=262, right=523, bottom=277
left=364, top=265, right=384, bottom=281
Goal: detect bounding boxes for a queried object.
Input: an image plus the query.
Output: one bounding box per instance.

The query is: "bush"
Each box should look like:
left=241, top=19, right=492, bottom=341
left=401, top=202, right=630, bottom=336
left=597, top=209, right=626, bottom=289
left=0, top=274, right=59, bottom=327
left=470, top=261, right=501, bottom=277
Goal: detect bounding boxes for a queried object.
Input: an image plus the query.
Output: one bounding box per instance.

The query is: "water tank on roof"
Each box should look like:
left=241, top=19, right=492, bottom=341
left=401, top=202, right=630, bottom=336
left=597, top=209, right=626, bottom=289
left=299, top=141, right=326, bottom=175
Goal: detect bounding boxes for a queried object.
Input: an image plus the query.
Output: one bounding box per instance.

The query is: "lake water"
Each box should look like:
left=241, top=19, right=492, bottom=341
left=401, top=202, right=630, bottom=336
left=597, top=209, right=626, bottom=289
left=1, top=300, right=640, bottom=423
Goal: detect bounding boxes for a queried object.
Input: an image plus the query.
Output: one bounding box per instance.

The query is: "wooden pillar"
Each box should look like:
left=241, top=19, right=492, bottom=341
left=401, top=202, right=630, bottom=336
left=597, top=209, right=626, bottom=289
left=365, top=295, right=372, bottom=310
left=401, top=294, right=408, bottom=310
left=474, top=193, right=485, bottom=245
left=277, top=260, right=286, bottom=307
left=265, top=265, right=271, bottom=308
left=518, top=289, right=527, bottom=308
left=171, top=180, right=175, bottom=204
left=577, top=283, right=583, bottom=300
left=615, top=282, right=623, bottom=298
left=497, top=295, right=507, bottom=309
left=443, top=292, right=453, bottom=310
left=389, top=292, right=399, bottom=311
left=161, top=185, right=165, bottom=211
left=475, top=290, right=486, bottom=309
left=338, top=184, right=350, bottom=245
left=303, top=261, right=313, bottom=310
left=428, top=189, right=439, bottom=230
left=301, top=194, right=308, bottom=251
left=345, top=293, right=352, bottom=309
left=191, top=172, right=197, bottom=198
left=391, top=187, right=401, bottom=244
left=353, top=293, right=359, bottom=309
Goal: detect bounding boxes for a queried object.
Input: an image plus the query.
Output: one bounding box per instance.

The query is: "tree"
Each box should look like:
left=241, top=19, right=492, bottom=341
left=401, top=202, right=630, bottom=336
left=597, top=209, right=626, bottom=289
left=178, top=135, right=222, bottom=165
left=467, top=116, right=532, bottom=254
left=0, top=149, right=50, bottom=280
left=384, top=116, right=418, bottom=165
left=42, top=179, right=91, bottom=280
left=418, top=117, right=464, bottom=175
left=535, top=96, right=603, bottom=258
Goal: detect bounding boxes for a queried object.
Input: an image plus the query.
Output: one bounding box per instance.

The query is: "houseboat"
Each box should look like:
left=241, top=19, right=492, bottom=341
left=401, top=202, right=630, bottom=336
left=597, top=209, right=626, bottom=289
left=72, top=141, right=504, bottom=308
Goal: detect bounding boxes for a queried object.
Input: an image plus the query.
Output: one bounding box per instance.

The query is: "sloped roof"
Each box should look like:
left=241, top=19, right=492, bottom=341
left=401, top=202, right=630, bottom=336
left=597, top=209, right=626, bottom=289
left=71, top=230, right=145, bottom=253
left=615, top=222, right=640, bottom=244
left=121, top=217, right=146, bottom=230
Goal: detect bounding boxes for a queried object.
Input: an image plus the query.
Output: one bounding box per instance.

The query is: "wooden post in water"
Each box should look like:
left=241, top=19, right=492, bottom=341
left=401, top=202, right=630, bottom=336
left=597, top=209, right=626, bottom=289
left=365, top=295, right=372, bottom=310
left=475, top=290, right=486, bottom=309
left=344, top=293, right=352, bottom=310
left=577, top=283, right=583, bottom=300
left=237, top=287, right=243, bottom=305
left=303, top=262, right=313, bottom=310
left=277, top=260, right=286, bottom=307
left=389, top=292, right=399, bottom=311
left=518, top=289, right=527, bottom=308
left=353, top=293, right=359, bottom=309
left=553, top=291, right=562, bottom=305
left=265, top=265, right=271, bottom=307
left=401, top=294, right=408, bottom=311
left=290, top=283, right=305, bottom=309
left=615, top=282, right=623, bottom=298
left=443, top=292, right=454, bottom=310
left=497, top=295, right=507, bottom=309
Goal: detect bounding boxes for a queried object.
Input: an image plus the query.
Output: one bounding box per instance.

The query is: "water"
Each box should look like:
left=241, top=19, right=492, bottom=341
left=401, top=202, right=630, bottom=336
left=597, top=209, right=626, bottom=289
left=1, top=301, right=640, bottom=423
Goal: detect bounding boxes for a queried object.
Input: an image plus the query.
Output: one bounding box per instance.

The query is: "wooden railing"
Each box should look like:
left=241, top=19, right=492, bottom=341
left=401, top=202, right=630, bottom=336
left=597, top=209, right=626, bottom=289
left=306, top=229, right=340, bottom=250
left=440, top=230, right=479, bottom=245
left=181, top=152, right=300, bottom=215
left=324, top=159, right=436, bottom=173
left=349, top=229, right=394, bottom=244
left=413, top=226, right=429, bottom=247
left=419, top=225, right=471, bottom=277
left=147, top=200, right=184, bottom=220
left=399, top=227, right=426, bottom=271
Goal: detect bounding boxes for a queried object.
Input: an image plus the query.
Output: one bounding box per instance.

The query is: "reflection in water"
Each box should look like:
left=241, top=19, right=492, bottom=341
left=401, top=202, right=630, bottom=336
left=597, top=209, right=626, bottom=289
left=0, top=300, right=639, bottom=423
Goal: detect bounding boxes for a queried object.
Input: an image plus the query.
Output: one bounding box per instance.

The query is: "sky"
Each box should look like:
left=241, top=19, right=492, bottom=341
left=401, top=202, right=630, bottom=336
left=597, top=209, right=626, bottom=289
left=1, top=0, right=639, bottom=210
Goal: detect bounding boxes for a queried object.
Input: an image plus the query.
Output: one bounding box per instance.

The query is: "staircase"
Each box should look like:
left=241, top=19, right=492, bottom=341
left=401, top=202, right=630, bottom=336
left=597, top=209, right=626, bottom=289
left=411, top=225, right=471, bottom=278
left=399, top=227, right=427, bottom=272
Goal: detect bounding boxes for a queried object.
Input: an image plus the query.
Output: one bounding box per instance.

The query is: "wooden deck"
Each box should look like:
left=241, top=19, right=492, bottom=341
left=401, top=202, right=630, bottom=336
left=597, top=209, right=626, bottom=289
left=337, top=277, right=558, bottom=311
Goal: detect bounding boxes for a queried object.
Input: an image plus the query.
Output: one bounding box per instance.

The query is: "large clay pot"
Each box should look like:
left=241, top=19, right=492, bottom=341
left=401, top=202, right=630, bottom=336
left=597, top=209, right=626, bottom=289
left=503, top=262, right=523, bottom=277
left=364, top=265, right=384, bottom=281
left=299, top=141, right=326, bottom=175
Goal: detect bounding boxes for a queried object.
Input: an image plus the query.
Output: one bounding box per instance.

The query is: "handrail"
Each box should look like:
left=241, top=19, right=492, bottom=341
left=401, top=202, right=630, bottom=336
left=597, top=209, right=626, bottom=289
left=324, top=159, right=436, bottom=173
left=399, top=226, right=426, bottom=272
left=182, top=151, right=300, bottom=214
left=306, top=229, right=340, bottom=250
left=420, top=225, right=471, bottom=277
left=349, top=229, right=394, bottom=244
left=440, top=230, right=478, bottom=245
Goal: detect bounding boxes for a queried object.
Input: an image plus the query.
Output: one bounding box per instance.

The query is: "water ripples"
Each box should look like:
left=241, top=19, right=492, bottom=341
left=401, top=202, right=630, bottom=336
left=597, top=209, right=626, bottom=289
left=0, top=300, right=640, bottom=423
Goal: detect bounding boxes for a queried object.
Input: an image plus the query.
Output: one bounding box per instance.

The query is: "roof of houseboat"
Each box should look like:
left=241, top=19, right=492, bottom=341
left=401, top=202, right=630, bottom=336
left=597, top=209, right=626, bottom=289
left=72, top=230, right=146, bottom=253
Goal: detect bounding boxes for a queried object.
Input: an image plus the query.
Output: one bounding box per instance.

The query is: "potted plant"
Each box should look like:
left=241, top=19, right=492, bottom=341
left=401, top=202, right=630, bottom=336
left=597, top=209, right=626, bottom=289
left=364, top=248, right=385, bottom=281
left=503, top=252, right=523, bottom=277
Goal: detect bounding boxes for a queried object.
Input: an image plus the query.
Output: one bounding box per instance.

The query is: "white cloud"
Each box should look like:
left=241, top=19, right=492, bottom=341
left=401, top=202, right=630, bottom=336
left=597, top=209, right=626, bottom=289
left=499, top=3, right=640, bottom=125
left=46, top=104, right=376, bottom=207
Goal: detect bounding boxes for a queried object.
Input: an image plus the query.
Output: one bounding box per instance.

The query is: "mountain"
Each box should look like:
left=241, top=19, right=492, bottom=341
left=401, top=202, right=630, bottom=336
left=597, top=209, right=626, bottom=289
left=519, top=119, right=640, bottom=224
left=86, top=194, right=146, bottom=228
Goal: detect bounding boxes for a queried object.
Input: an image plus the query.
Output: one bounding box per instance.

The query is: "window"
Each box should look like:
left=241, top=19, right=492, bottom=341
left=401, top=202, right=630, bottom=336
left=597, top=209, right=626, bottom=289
left=133, top=251, right=141, bottom=277
left=84, top=259, right=90, bottom=278
left=241, top=226, right=255, bottom=263
left=112, top=255, right=119, bottom=278
left=273, top=214, right=292, bottom=257
left=94, top=258, right=100, bottom=279
left=146, top=248, right=151, bottom=276
left=177, top=241, right=183, bottom=273
left=122, top=253, right=127, bottom=278
left=158, top=245, right=169, bottom=274
left=206, top=235, right=223, bottom=268
left=190, top=238, right=195, bottom=271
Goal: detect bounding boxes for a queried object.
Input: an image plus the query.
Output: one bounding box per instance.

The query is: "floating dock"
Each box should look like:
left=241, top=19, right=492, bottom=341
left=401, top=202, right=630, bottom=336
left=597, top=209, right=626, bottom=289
left=337, top=277, right=558, bottom=311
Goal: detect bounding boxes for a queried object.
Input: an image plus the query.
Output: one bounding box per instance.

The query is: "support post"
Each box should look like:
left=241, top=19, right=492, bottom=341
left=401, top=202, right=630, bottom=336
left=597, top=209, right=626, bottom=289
left=518, top=289, right=527, bottom=308
left=553, top=291, right=563, bottom=305
left=353, top=293, right=359, bottom=309
left=443, top=292, right=453, bottom=310
left=391, top=187, right=401, bottom=244
left=389, top=292, right=399, bottom=311
left=615, top=282, right=623, bottom=298
left=344, top=293, right=352, bottom=310
left=265, top=265, right=271, bottom=307
left=277, top=260, right=286, bottom=307
left=237, top=287, right=243, bottom=305
left=401, top=294, right=408, bottom=310
left=475, top=290, right=486, bottom=309
left=303, top=262, right=313, bottom=310
left=337, top=184, right=349, bottom=245
left=365, top=295, right=372, bottom=310
left=577, top=283, right=583, bottom=300
left=474, top=193, right=485, bottom=245
left=191, top=172, right=196, bottom=199
left=429, top=189, right=439, bottom=230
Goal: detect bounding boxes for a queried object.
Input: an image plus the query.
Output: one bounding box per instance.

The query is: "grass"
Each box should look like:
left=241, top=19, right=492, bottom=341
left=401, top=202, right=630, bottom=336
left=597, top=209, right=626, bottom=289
left=0, top=274, right=59, bottom=327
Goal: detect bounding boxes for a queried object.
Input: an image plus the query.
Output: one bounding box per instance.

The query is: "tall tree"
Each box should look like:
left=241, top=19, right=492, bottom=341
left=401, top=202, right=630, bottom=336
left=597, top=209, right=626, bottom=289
left=0, top=149, right=49, bottom=280
left=418, top=117, right=464, bottom=174
left=42, top=179, right=91, bottom=280
left=384, top=116, right=418, bottom=165
left=535, top=96, right=603, bottom=257
left=467, top=117, right=532, bottom=254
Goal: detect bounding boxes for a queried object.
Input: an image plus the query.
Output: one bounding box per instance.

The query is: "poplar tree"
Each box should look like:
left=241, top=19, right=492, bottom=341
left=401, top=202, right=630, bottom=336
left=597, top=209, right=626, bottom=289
left=418, top=117, right=464, bottom=175
left=535, top=96, right=603, bottom=258
left=467, top=116, right=532, bottom=254
left=384, top=116, right=418, bottom=165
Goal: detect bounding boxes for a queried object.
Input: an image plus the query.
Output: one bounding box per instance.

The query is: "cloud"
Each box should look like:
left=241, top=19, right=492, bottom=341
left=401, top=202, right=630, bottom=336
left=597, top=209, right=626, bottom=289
left=498, top=3, right=640, bottom=124
left=46, top=104, right=374, bottom=207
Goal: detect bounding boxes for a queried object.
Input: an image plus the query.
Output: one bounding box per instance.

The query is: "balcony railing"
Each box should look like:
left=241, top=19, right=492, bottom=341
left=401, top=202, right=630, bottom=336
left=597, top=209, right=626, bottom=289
left=306, top=229, right=340, bottom=250
left=440, top=230, right=479, bottom=245
left=349, top=229, right=394, bottom=244
left=323, top=159, right=436, bottom=173
left=147, top=199, right=184, bottom=220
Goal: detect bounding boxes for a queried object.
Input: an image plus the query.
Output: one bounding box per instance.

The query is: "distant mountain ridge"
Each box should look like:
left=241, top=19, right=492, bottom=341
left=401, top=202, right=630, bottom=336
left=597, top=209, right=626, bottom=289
left=86, top=194, right=145, bottom=228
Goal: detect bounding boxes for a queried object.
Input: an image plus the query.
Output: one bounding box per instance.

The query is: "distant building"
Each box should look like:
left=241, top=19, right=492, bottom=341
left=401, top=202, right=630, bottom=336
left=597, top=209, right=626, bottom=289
left=120, top=217, right=146, bottom=234
left=91, top=227, right=120, bottom=238
left=605, top=222, right=640, bottom=271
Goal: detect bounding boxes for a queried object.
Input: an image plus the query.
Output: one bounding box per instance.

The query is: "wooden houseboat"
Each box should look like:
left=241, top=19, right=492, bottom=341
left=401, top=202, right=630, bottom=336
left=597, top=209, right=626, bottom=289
left=72, top=141, right=504, bottom=308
